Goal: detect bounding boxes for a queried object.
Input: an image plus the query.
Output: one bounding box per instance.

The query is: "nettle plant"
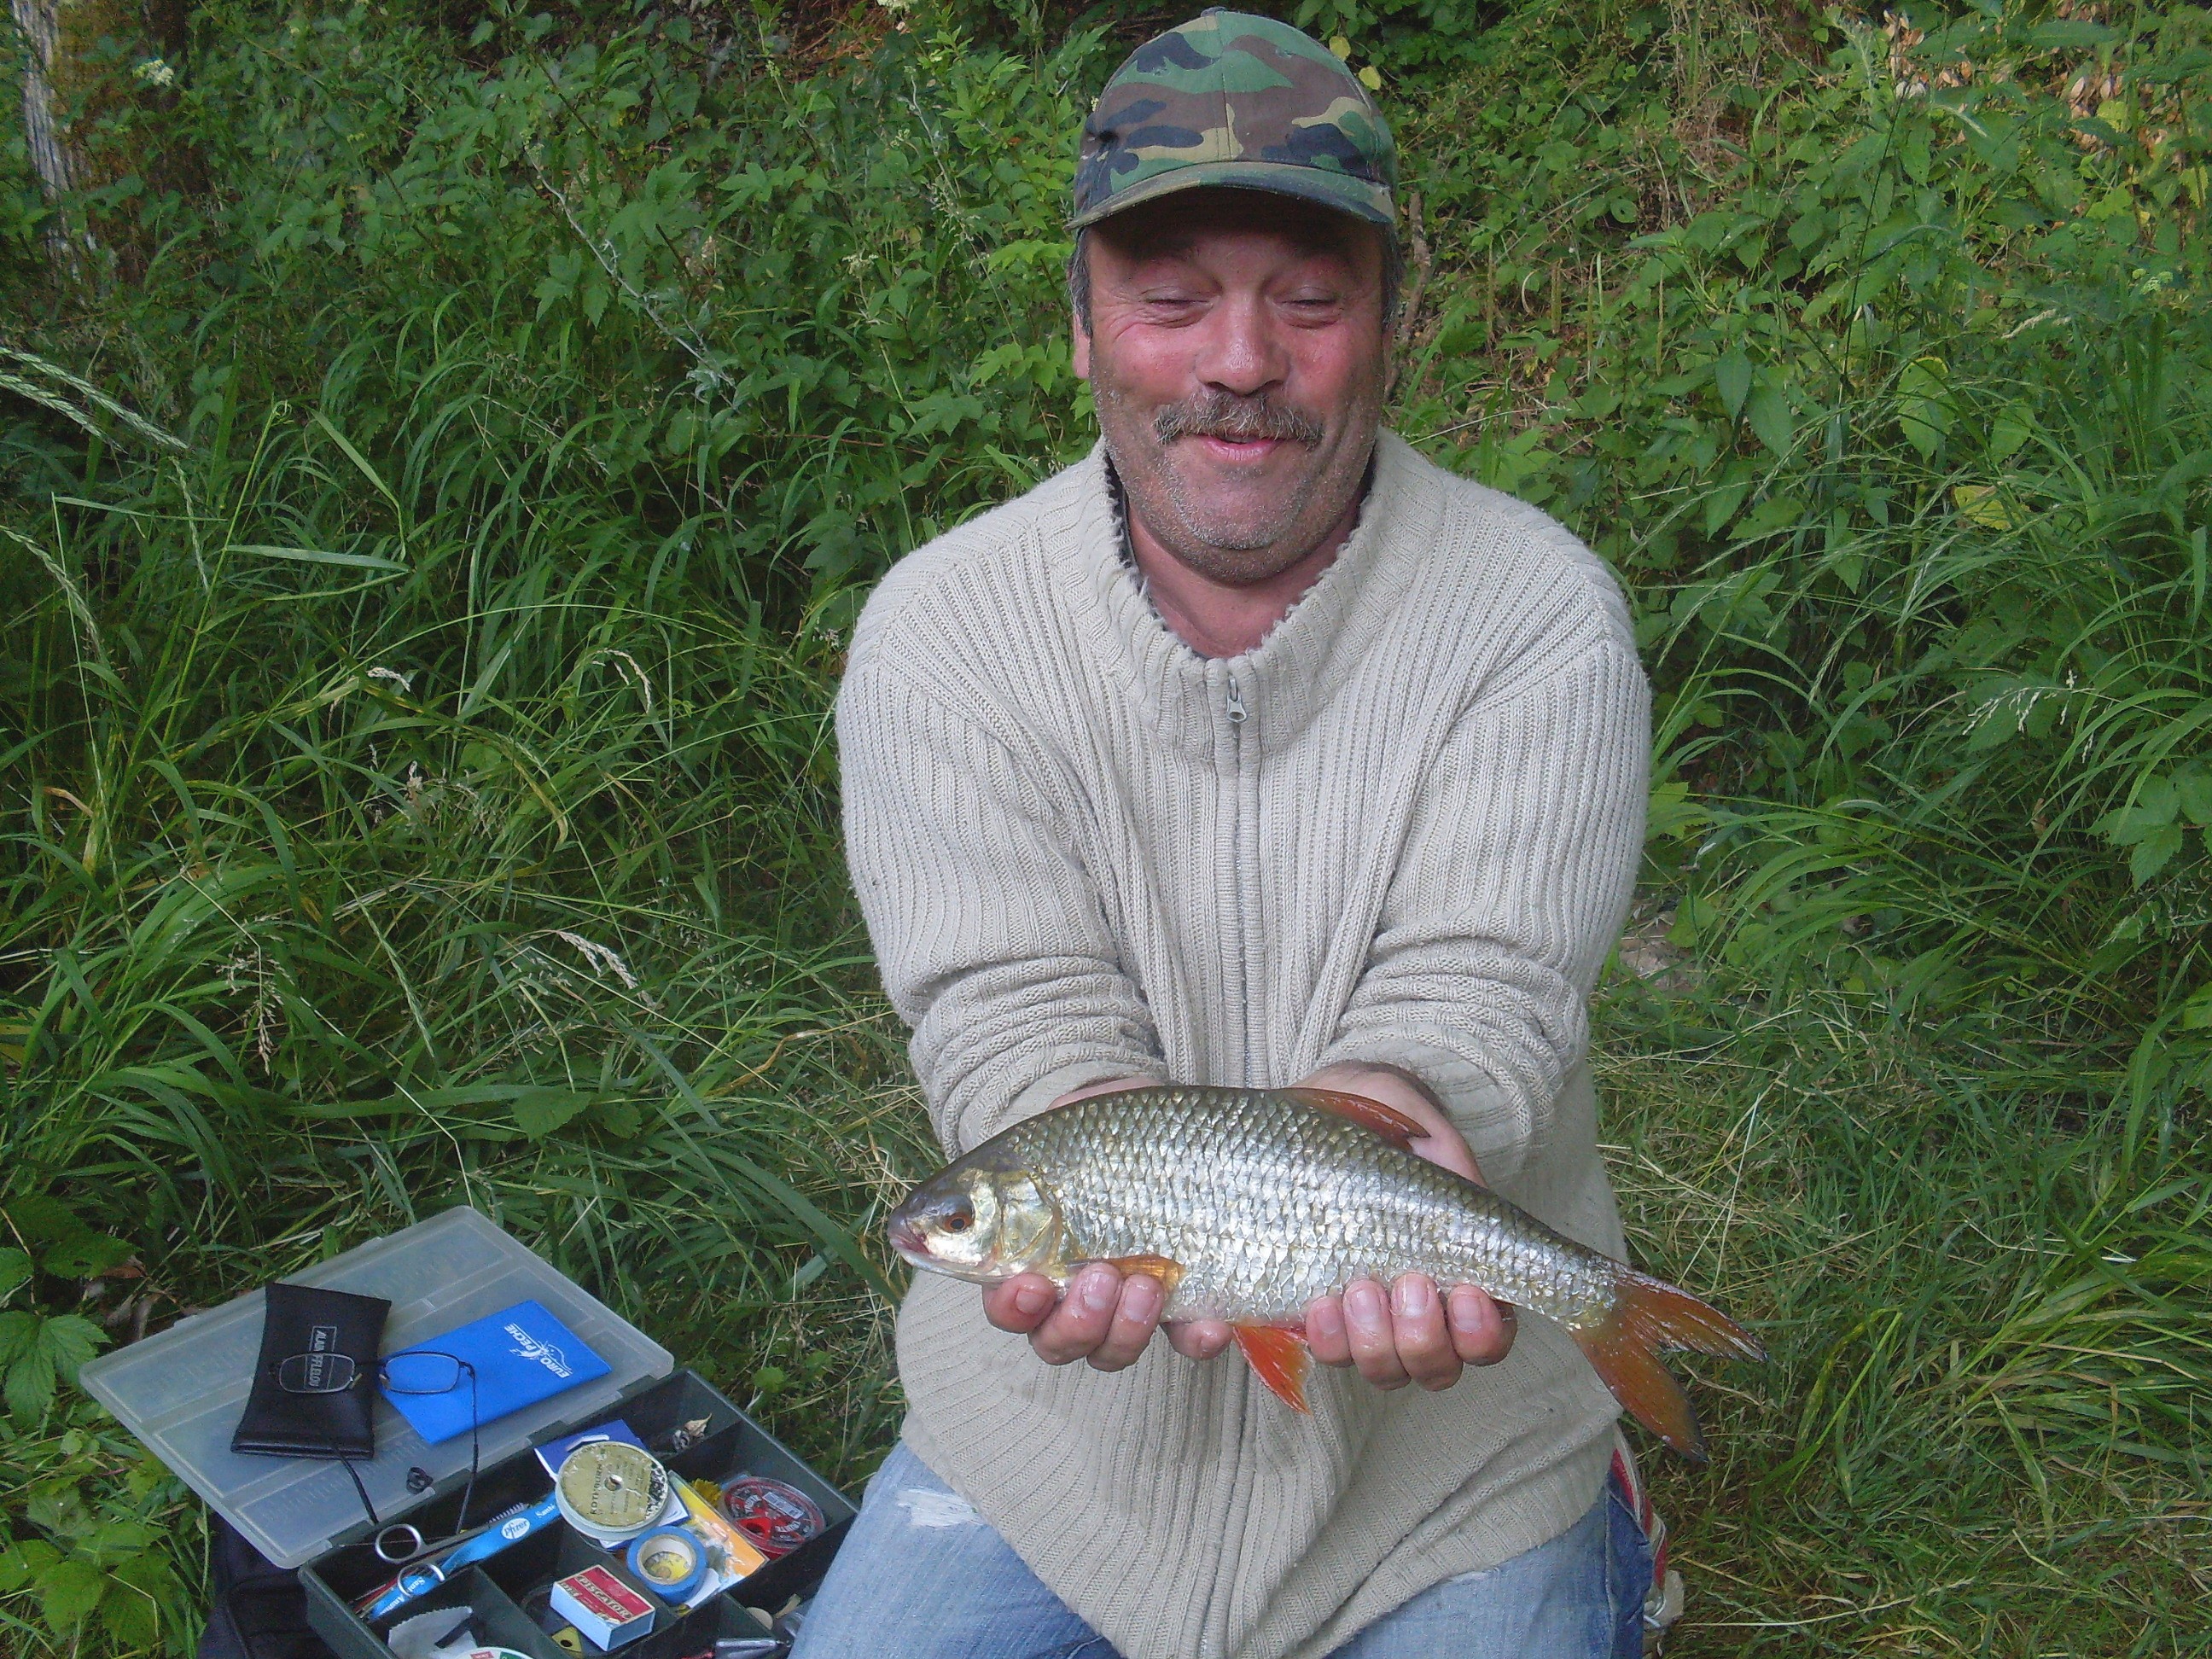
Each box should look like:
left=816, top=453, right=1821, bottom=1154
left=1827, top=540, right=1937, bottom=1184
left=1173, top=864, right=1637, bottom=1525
left=0, top=1197, right=194, bottom=1650
left=1372, top=3, right=2209, bottom=1098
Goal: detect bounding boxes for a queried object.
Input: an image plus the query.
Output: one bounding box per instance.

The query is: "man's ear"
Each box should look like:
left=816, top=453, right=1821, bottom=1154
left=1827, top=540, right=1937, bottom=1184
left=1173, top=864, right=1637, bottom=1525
left=1071, top=312, right=1091, bottom=382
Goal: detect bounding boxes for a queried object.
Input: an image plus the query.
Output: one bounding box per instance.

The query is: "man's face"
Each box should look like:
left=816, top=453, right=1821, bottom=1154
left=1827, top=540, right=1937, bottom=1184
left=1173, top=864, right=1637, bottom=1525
left=1073, top=189, right=1388, bottom=587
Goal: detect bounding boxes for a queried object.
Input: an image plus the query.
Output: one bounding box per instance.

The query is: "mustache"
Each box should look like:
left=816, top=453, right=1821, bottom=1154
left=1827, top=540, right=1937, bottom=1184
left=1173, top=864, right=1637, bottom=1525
left=1154, top=391, right=1324, bottom=448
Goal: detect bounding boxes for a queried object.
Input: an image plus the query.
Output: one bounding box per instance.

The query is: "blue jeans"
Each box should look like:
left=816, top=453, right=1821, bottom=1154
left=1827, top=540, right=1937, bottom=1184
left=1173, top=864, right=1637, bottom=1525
left=792, top=1442, right=1653, bottom=1659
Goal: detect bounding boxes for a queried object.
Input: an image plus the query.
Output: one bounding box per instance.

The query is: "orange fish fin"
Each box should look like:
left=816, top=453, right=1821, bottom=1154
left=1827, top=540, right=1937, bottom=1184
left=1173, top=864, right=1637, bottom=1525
left=1233, top=1324, right=1313, bottom=1413
left=1102, top=1254, right=1186, bottom=1297
left=1281, top=1087, right=1423, bottom=1150
left=1572, top=1268, right=1765, bottom=1464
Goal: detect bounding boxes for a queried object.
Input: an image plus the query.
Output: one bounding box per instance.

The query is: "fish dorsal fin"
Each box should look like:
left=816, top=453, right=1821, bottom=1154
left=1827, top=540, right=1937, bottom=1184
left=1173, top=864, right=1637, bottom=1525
left=1232, top=1324, right=1313, bottom=1413
left=1281, top=1087, right=1423, bottom=1150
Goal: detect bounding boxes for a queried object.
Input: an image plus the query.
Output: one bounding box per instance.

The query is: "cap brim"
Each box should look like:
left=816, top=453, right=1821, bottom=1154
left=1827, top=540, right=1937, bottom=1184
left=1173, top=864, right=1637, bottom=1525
left=1068, top=161, right=1394, bottom=231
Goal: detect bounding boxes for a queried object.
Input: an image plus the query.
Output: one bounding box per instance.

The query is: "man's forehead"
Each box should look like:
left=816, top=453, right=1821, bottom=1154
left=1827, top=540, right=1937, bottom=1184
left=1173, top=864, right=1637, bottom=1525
left=1094, top=191, right=1376, bottom=267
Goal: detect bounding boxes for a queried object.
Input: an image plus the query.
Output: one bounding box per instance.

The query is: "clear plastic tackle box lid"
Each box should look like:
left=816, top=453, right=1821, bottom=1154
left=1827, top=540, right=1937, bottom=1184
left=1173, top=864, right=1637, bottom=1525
left=79, top=1206, right=673, bottom=1568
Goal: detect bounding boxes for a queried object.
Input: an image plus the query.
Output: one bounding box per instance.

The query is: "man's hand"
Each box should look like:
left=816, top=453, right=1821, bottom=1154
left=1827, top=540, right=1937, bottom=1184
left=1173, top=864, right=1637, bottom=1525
left=983, top=1262, right=1189, bottom=1371
left=982, top=1076, right=1204, bottom=1373
left=1295, top=1062, right=1517, bottom=1391
left=978, top=1067, right=1516, bottom=1385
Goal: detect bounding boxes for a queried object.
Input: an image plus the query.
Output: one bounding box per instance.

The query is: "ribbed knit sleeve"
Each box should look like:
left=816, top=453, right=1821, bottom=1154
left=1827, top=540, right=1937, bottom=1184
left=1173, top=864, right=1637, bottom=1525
left=838, top=655, right=1164, bottom=1156
left=1314, top=634, right=1648, bottom=1185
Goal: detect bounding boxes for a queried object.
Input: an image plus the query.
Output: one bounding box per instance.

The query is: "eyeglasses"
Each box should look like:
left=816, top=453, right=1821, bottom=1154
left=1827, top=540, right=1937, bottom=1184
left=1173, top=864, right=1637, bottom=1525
left=271, top=1347, right=481, bottom=1562
left=271, top=1350, right=469, bottom=1397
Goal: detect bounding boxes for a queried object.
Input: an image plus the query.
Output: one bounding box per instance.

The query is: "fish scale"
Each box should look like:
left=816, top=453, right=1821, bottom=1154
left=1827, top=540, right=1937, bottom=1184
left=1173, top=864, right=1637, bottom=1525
left=888, top=1084, right=1765, bottom=1459
left=1003, top=1088, right=1619, bottom=1324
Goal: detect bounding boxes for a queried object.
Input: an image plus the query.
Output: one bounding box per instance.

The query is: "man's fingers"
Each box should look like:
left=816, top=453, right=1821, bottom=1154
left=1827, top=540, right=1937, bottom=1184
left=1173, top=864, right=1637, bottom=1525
left=1086, top=1272, right=1165, bottom=1371
left=1027, top=1263, right=1121, bottom=1364
left=1166, top=1318, right=1234, bottom=1361
left=1412, top=1131, right=1482, bottom=1185
left=1342, top=1278, right=1412, bottom=1389
left=982, top=1272, right=1057, bottom=1334
left=997, top=1268, right=1506, bottom=1382
left=1447, top=1285, right=1516, bottom=1367
left=1304, top=1295, right=1353, bottom=1367
left=1391, top=1274, right=1461, bottom=1391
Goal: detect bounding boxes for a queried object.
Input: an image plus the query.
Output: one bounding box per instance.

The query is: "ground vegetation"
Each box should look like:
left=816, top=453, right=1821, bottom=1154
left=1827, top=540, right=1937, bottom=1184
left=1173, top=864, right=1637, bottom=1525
left=1, top=0, right=2207, bottom=1650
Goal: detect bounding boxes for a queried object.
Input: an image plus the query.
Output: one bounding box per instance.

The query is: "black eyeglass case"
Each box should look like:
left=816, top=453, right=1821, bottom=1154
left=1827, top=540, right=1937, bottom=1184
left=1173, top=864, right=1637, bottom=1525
left=231, top=1282, right=392, bottom=1461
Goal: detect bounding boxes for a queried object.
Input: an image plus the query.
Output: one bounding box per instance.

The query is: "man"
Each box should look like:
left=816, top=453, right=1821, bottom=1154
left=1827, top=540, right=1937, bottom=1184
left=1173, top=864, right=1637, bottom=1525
left=797, top=12, right=1658, bottom=1657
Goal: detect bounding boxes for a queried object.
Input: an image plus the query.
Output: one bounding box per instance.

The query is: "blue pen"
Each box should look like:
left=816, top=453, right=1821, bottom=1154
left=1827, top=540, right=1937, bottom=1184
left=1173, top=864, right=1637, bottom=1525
left=362, top=1495, right=563, bottom=1621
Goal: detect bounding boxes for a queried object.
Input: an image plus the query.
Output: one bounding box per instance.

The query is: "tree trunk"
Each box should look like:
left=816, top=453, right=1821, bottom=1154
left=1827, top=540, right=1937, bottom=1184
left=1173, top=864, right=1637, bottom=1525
left=11, top=0, right=197, bottom=279
left=9, top=0, right=96, bottom=269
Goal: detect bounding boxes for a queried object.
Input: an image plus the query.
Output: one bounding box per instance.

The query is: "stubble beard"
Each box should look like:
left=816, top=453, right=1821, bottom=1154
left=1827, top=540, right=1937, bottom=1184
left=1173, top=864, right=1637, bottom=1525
left=1094, top=373, right=1382, bottom=588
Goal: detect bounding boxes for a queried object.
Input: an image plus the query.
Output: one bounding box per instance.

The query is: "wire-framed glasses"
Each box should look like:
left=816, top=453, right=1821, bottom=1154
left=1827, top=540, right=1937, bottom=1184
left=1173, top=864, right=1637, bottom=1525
left=271, top=1349, right=469, bottom=1397
left=270, top=1347, right=481, bottom=1554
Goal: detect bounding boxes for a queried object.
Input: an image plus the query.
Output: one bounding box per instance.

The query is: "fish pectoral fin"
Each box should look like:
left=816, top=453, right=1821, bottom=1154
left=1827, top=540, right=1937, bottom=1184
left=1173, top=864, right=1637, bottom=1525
left=1280, top=1087, right=1424, bottom=1150
left=1232, top=1324, right=1313, bottom=1414
left=1101, top=1254, right=1187, bottom=1297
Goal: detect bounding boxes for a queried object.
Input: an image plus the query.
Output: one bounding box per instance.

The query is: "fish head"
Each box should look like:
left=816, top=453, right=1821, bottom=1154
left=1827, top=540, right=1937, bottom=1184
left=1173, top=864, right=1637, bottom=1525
left=887, top=1155, right=1065, bottom=1285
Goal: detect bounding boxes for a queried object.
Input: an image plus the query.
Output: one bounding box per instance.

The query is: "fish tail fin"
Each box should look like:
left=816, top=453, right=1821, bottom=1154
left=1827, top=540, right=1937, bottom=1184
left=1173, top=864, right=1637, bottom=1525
left=1233, top=1324, right=1313, bottom=1413
left=1572, top=1268, right=1764, bottom=1464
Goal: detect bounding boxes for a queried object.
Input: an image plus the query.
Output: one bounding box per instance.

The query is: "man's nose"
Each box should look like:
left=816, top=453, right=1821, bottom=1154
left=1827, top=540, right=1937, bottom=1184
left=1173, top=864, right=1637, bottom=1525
left=1192, top=294, right=1286, bottom=397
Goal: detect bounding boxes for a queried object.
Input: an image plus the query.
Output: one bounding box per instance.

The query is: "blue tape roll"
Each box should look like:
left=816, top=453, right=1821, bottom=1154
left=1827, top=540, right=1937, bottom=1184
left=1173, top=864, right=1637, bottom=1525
left=625, top=1526, right=707, bottom=1600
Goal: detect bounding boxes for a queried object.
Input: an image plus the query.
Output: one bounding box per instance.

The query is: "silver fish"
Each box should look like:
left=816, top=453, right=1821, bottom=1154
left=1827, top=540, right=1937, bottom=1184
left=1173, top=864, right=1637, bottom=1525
left=888, top=1084, right=1762, bottom=1458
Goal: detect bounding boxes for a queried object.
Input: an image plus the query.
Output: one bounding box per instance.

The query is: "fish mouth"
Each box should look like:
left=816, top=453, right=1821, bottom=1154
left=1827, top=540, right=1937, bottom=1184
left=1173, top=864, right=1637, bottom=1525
left=886, top=1214, right=930, bottom=1265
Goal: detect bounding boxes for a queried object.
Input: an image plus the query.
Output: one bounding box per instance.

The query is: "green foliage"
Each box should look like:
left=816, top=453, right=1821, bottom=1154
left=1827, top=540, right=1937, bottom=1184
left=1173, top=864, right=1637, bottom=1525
left=1385, top=2, right=2212, bottom=1117
left=1602, top=985, right=2212, bottom=1654
left=1, top=0, right=2207, bottom=1650
left=0, top=1195, right=191, bottom=1650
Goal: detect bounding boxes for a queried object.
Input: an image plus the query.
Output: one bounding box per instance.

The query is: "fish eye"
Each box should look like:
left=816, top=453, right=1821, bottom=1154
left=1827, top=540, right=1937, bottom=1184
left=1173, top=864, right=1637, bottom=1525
left=941, top=1208, right=974, bottom=1233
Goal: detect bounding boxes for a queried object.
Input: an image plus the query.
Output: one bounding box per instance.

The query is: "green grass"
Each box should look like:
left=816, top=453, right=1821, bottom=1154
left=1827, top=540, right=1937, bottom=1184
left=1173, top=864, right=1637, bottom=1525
left=2, top=0, right=2208, bottom=1651
left=1596, top=971, right=2209, bottom=1655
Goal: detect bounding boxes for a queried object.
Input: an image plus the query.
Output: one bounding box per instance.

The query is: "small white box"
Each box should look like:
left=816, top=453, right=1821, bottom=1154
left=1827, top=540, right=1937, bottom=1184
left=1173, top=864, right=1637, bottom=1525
left=548, top=1564, right=655, bottom=1650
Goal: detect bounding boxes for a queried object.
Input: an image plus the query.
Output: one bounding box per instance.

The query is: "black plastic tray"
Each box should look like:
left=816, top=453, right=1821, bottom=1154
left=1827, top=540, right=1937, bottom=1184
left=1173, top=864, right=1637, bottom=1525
left=298, top=1371, right=851, bottom=1658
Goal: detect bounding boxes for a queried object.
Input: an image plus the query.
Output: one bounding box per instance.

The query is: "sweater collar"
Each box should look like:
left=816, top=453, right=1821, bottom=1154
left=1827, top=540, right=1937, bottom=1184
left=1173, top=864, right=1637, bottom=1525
left=1051, top=431, right=1440, bottom=753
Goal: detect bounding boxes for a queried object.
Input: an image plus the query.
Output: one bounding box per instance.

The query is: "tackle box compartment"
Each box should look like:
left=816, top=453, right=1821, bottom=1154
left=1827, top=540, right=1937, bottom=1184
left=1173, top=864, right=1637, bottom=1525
left=298, top=1367, right=853, bottom=1659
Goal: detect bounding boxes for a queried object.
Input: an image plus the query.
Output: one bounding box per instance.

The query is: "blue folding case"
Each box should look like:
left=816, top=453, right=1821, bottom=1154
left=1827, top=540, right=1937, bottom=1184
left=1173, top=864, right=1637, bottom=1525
left=384, top=1299, right=611, bottom=1444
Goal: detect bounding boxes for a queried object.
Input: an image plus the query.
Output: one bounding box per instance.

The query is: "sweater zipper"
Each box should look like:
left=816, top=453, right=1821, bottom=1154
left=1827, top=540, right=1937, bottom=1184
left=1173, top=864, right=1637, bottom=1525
left=1225, top=669, right=1257, bottom=1080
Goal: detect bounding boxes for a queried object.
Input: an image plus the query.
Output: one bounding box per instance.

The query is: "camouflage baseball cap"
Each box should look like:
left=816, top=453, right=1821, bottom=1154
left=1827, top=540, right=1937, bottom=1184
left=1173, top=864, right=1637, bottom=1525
left=1070, top=9, right=1395, bottom=232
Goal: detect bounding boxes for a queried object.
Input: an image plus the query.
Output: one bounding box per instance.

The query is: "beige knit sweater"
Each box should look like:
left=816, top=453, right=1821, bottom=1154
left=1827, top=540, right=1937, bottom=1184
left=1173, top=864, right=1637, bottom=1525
left=838, top=432, right=1650, bottom=1659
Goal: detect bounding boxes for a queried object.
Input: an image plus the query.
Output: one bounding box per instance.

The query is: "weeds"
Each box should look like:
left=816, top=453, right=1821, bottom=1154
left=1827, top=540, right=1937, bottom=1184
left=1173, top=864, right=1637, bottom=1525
left=2, top=0, right=2208, bottom=1652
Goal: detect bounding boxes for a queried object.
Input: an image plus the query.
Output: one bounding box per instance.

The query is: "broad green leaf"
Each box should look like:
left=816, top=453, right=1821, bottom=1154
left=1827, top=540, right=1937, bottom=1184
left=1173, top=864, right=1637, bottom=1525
left=35, top=1556, right=106, bottom=1627
left=0, top=1540, right=60, bottom=1593
left=1646, top=781, right=1711, bottom=844
left=1713, top=349, right=1752, bottom=418
left=1747, top=381, right=1795, bottom=456
left=0, top=1309, right=35, bottom=1365
left=1897, top=356, right=1955, bottom=459
left=1988, top=406, right=2034, bottom=463
left=2172, top=764, right=2212, bottom=828
left=509, top=1087, right=597, bottom=1138
left=3, top=1312, right=108, bottom=1417
left=102, top=1580, right=161, bottom=1647
left=1953, top=485, right=2018, bottom=529
left=0, top=1248, right=29, bottom=1303
left=3, top=1195, right=90, bottom=1243
left=1668, top=893, right=1718, bottom=949
left=2094, top=777, right=2180, bottom=846
left=2129, top=824, right=2185, bottom=886
left=40, top=1234, right=131, bottom=1280
left=1703, top=477, right=1751, bottom=536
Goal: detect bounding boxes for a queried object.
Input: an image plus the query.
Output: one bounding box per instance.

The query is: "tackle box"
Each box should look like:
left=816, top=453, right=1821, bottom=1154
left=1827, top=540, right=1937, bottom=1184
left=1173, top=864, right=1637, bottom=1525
left=80, top=1207, right=854, bottom=1657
